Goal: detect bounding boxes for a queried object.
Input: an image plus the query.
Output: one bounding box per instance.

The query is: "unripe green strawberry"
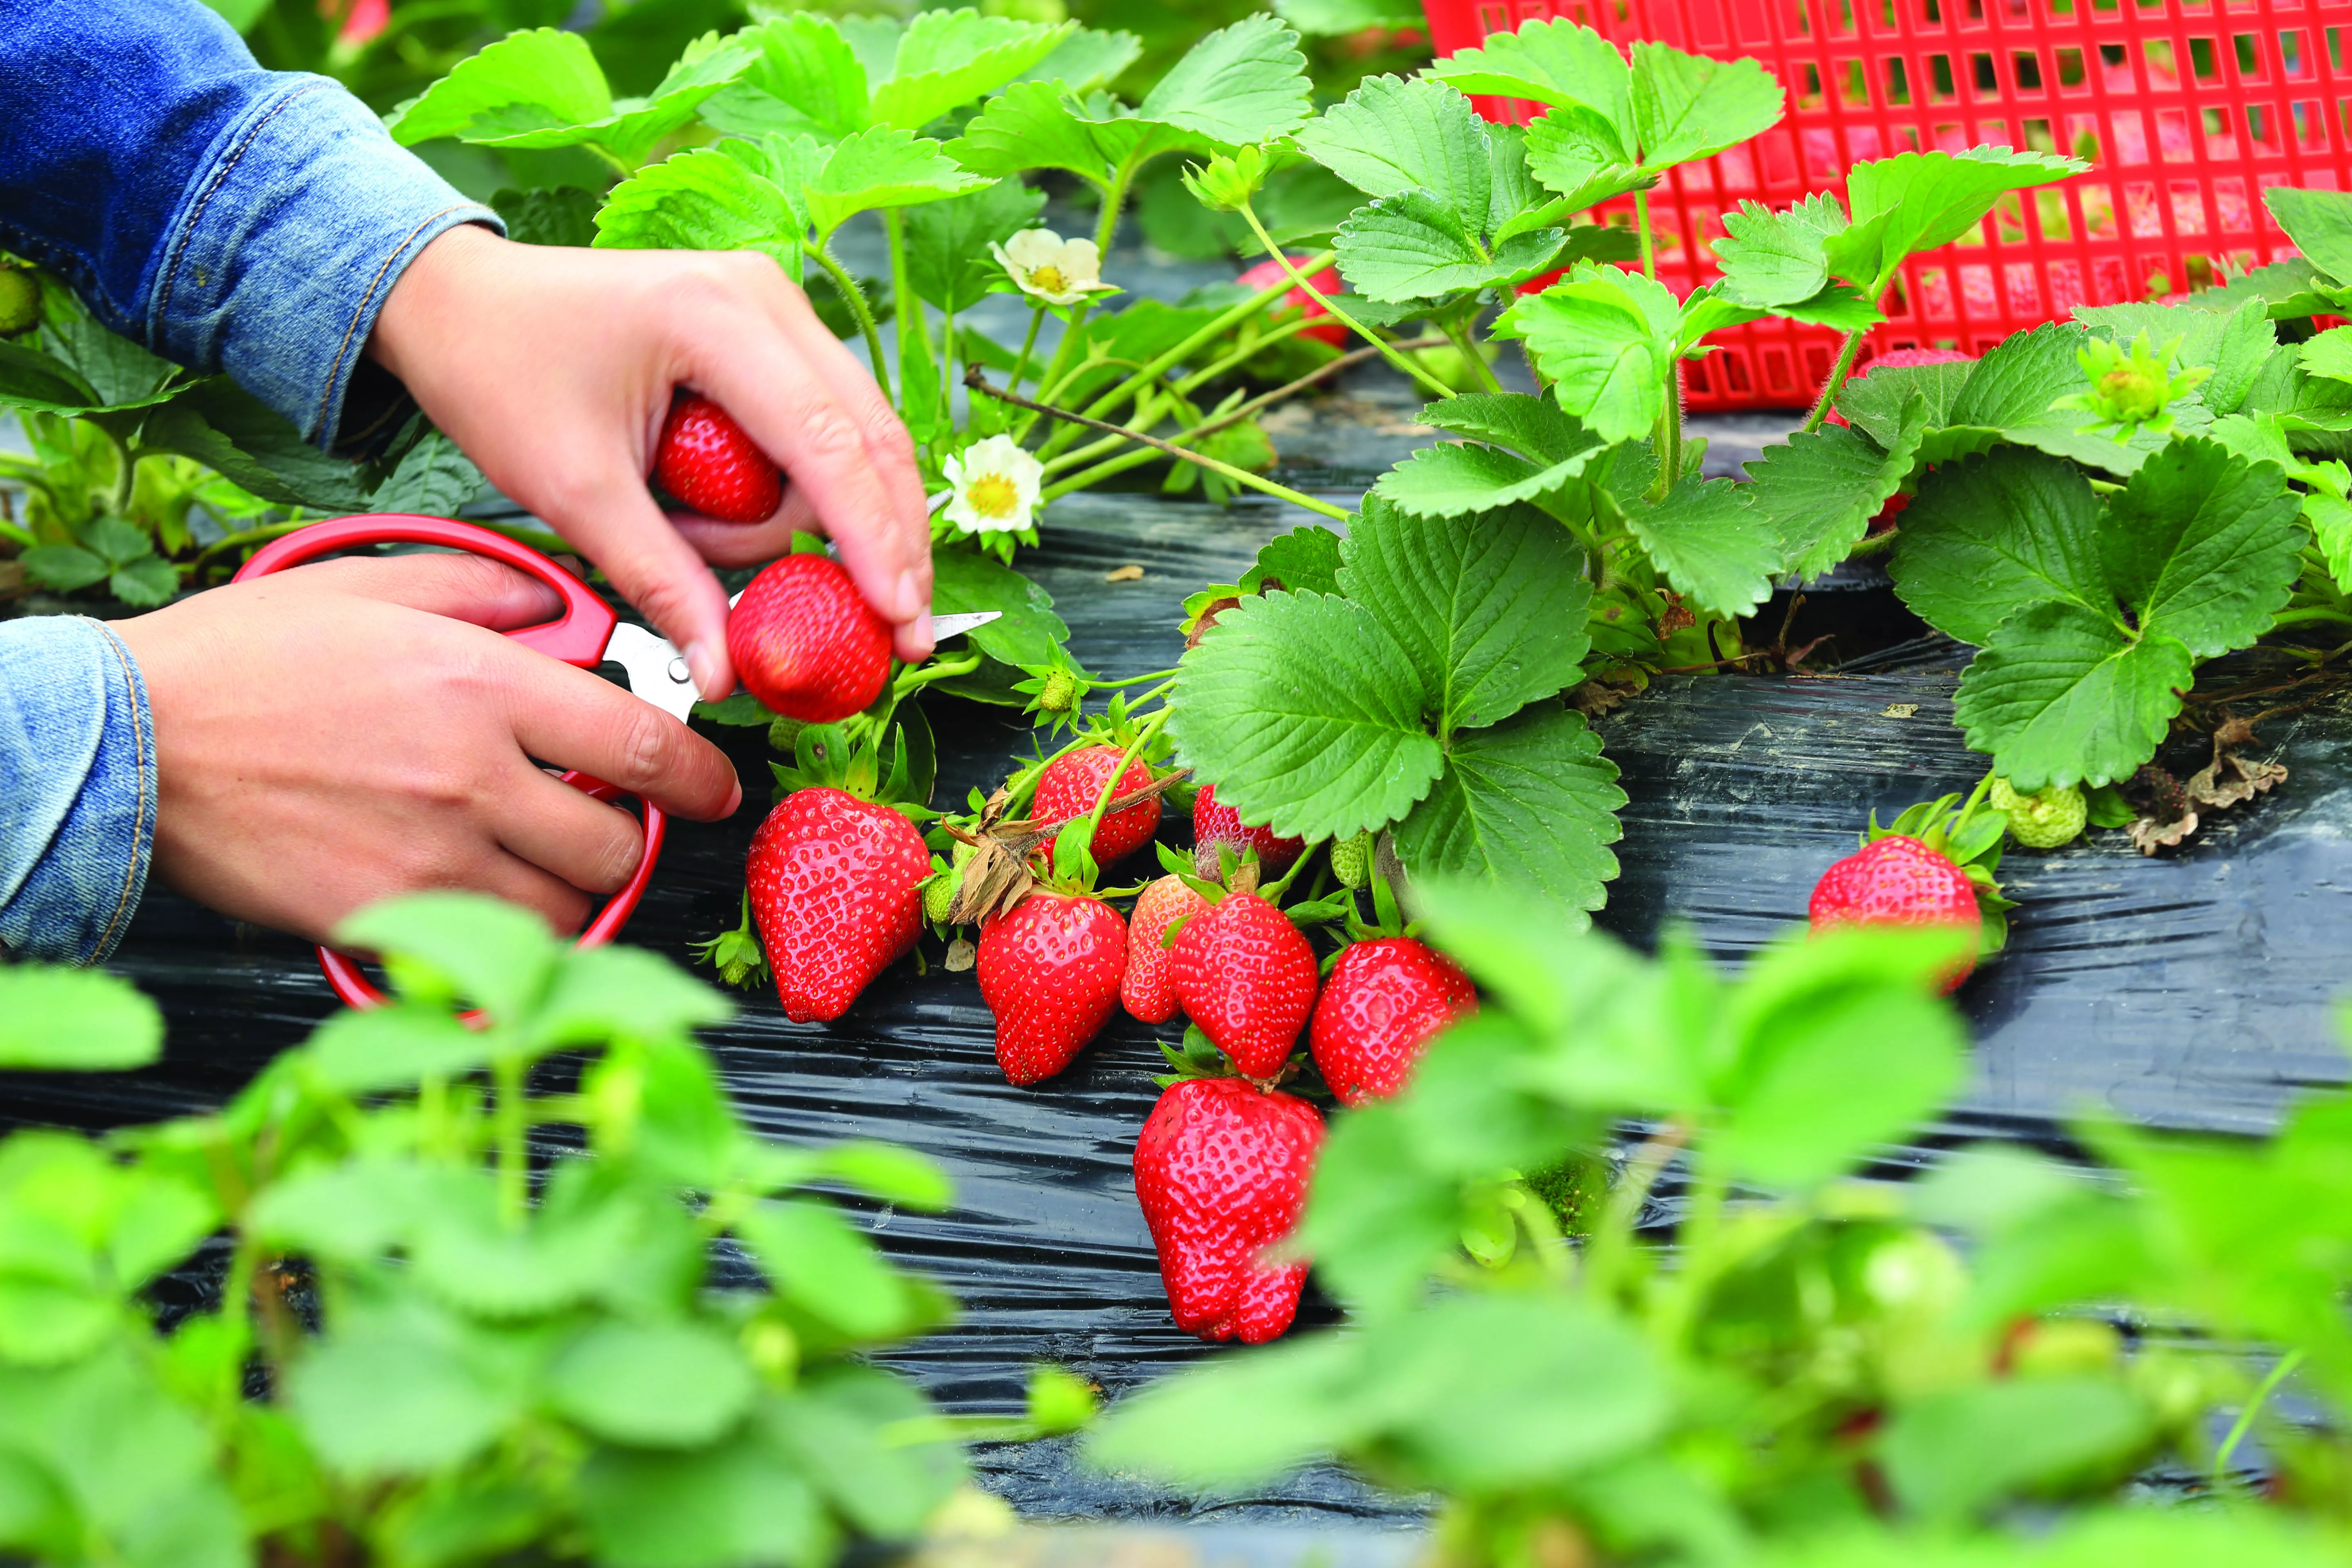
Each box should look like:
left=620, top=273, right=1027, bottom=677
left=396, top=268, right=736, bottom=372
left=0, top=270, right=38, bottom=337
left=923, top=866, right=960, bottom=925
left=1329, top=832, right=1372, bottom=889
left=1038, top=667, right=1082, bottom=715
left=1989, top=777, right=2086, bottom=850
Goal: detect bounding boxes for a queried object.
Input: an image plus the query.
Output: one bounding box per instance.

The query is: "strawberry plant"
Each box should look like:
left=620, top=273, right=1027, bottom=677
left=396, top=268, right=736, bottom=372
left=1090, top=877, right=2352, bottom=1561
left=0, top=895, right=1089, bottom=1568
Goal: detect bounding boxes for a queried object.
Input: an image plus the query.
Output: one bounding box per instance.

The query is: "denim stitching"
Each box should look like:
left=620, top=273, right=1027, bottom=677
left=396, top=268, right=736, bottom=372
left=154, top=79, right=330, bottom=343
left=79, top=619, right=152, bottom=966
left=314, top=205, right=483, bottom=435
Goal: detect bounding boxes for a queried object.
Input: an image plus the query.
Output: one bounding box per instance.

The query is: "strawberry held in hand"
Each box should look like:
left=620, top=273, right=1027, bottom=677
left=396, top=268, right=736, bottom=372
left=656, top=393, right=782, bottom=523
left=727, top=554, right=892, bottom=724
left=1032, top=746, right=1159, bottom=866
left=1123, top=874, right=1208, bottom=1025
left=1172, top=892, right=1319, bottom=1080
left=1310, top=938, right=1477, bottom=1107
left=1192, top=783, right=1304, bottom=879
left=748, top=787, right=930, bottom=1022
left=977, top=891, right=1128, bottom=1086
left=1133, top=1076, right=1323, bottom=1344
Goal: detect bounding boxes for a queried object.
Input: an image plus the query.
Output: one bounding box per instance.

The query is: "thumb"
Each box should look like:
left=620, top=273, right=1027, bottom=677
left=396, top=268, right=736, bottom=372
left=513, top=461, right=737, bottom=700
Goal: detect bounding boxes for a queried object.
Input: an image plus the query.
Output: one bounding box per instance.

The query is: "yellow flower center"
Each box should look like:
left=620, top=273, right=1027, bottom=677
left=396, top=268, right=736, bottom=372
left=967, top=472, right=1021, bottom=520
left=1030, top=264, right=1069, bottom=294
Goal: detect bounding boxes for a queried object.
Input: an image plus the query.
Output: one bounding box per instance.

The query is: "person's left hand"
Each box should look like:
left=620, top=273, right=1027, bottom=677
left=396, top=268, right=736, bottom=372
left=366, top=224, right=937, bottom=699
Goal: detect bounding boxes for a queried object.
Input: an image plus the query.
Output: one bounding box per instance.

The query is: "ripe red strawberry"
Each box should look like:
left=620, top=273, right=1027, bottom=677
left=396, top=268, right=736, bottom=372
left=976, top=892, right=1128, bottom=1086
left=1133, top=1076, right=1324, bottom=1344
left=1809, top=833, right=1983, bottom=992
left=726, top=554, right=891, bottom=724
left=1309, top=938, right=1477, bottom=1107
left=748, top=787, right=930, bottom=1022
left=1191, top=783, right=1304, bottom=880
left=1123, top=875, right=1209, bottom=1025
left=656, top=393, right=782, bottom=523
left=1237, top=256, right=1346, bottom=348
left=1032, top=746, right=1159, bottom=866
left=1171, top=893, right=1319, bottom=1080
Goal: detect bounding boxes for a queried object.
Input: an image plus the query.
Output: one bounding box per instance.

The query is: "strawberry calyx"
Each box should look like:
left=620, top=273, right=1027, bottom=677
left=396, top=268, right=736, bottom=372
left=1864, top=774, right=2019, bottom=953
left=1154, top=1024, right=1319, bottom=1098
left=691, top=888, right=771, bottom=991
left=768, top=709, right=936, bottom=822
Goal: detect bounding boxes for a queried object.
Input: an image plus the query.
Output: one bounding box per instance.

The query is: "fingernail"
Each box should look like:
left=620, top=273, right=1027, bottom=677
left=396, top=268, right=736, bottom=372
left=724, top=779, right=744, bottom=817
left=915, top=610, right=934, bottom=649
left=893, top=568, right=927, bottom=623
left=685, top=639, right=724, bottom=701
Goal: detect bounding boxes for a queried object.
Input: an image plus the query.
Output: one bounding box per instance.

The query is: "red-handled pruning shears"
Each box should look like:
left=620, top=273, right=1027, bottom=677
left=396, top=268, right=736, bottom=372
left=233, top=514, right=997, bottom=1011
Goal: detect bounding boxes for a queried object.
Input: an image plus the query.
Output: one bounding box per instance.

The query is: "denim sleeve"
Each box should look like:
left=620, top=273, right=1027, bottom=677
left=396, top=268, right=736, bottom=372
left=0, top=0, right=503, bottom=450
left=0, top=619, right=157, bottom=966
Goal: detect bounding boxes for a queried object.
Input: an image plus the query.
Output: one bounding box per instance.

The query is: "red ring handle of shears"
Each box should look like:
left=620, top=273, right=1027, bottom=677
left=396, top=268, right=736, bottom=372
left=233, top=515, right=668, bottom=1011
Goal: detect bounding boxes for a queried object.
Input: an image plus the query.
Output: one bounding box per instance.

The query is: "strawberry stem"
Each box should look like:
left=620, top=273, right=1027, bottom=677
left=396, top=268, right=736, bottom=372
left=1234, top=199, right=1457, bottom=401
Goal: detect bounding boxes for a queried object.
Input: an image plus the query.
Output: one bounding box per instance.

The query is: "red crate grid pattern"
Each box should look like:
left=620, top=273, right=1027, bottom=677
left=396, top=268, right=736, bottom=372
left=1423, top=0, right=2352, bottom=408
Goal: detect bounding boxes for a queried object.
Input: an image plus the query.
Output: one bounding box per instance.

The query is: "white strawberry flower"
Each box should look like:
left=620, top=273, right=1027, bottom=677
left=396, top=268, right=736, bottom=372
left=989, top=229, right=1118, bottom=308
left=933, top=434, right=1045, bottom=535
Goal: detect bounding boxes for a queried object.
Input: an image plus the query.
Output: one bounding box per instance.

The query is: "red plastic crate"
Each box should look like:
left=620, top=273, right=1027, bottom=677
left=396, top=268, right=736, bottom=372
left=1424, top=0, right=2352, bottom=408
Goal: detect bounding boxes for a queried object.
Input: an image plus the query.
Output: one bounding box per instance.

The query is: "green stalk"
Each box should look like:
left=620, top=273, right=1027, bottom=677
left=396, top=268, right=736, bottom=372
left=1068, top=708, right=1169, bottom=880
left=2269, top=606, right=2352, bottom=630
left=1007, top=307, right=1045, bottom=395
left=1801, top=326, right=1871, bottom=433
left=806, top=243, right=892, bottom=403
left=968, top=367, right=1349, bottom=521
left=893, top=652, right=983, bottom=694
left=1581, top=1118, right=1690, bottom=1302
left=1035, top=253, right=1339, bottom=462
left=885, top=211, right=935, bottom=405
left=2212, top=1349, right=2303, bottom=1492
left=1441, top=316, right=1504, bottom=396
left=1235, top=201, right=1456, bottom=401
left=1018, top=305, right=1096, bottom=445
left=938, top=300, right=958, bottom=418
left=1635, top=189, right=1658, bottom=281
left=1653, top=1147, right=1731, bottom=1352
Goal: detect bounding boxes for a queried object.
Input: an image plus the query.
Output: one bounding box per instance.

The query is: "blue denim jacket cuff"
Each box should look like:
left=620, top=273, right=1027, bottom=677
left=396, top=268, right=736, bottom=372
left=145, top=74, right=503, bottom=452
left=0, top=617, right=157, bottom=965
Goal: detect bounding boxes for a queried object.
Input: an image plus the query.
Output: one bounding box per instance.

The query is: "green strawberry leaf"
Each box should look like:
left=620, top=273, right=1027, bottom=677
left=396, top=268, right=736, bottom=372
left=593, top=146, right=806, bottom=279
left=1620, top=476, right=1785, bottom=619
left=0, top=966, right=161, bottom=1070
left=1952, top=603, right=2193, bottom=792
left=2195, top=255, right=2343, bottom=320
left=1370, top=439, right=1607, bottom=519
left=904, top=178, right=1046, bottom=313
left=929, top=549, right=1067, bottom=670
left=1253, top=525, right=1345, bottom=596
left=1134, top=14, right=1312, bottom=150
left=1170, top=590, right=1443, bottom=842
left=1715, top=193, right=1847, bottom=308
left=1426, top=18, right=1632, bottom=124
left=1521, top=107, right=1648, bottom=213
left=1932, top=321, right=2206, bottom=475
left=1822, top=148, right=2083, bottom=293
left=870, top=11, right=1072, bottom=132
left=1675, top=283, right=1767, bottom=354
left=1888, top=448, right=2105, bottom=646
left=1339, top=497, right=1593, bottom=734
left=1741, top=394, right=1929, bottom=579
left=1333, top=190, right=1566, bottom=303
left=2298, top=323, right=2352, bottom=386
left=1835, top=354, right=1978, bottom=444
left=20, top=543, right=109, bottom=593
left=1394, top=704, right=1625, bottom=927
left=1900, top=441, right=2304, bottom=788
left=1493, top=265, right=1675, bottom=444
left=1295, top=75, right=1492, bottom=233
left=2263, top=186, right=2352, bottom=285
left=949, top=82, right=1127, bottom=186
left=138, top=379, right=372, bottom=512
left=392, top=28, right=753, bottom=165
left=1416, top=392, right=1591, bottom=458
left=1017, top=27, right=1143, bottom=92
left=1628, top=41, right=1781, bottom=169
left=698, top=13, right=869, bottom=142
left=108, top=555, right=177, bottom=608
left=804, top=126, right=989, bottom=239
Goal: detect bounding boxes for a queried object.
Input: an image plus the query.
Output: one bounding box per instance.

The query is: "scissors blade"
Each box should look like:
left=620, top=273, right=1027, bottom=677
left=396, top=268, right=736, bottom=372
left=933, top=610, right=1001, bottom=639
left=603, top=622, right=702, bottom=722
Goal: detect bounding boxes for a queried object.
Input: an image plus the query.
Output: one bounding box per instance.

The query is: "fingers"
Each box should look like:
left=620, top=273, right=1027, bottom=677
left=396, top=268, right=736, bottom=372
left=501, top=653, right=742, bottom=824
left=450, top=851, right=594, bottom=939
left=669, top=488, right=820, bottom=568
left=524, top=458, right=740, bottom=699
left=690, top=285, right=934, bottom=654
left=285, top=551, right=564, bottom=630
left=492, top=764, right=650, bottom=898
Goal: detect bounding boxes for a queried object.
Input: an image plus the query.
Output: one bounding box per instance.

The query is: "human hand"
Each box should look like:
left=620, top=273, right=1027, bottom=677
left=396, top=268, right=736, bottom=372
left=365, top=224, right=936, bottom=696
left=112, top=552, right=742, bottom=942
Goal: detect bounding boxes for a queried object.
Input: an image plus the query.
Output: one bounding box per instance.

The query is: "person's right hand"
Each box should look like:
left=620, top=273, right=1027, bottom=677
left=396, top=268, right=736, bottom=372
left=111, top=552, right=742, bottom=943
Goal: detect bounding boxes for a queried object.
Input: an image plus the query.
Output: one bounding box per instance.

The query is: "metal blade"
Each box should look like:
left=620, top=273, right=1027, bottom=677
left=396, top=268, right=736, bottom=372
left=932, top=610, right=1001, bottom=639
left=603, top=621, right=702, bottom=722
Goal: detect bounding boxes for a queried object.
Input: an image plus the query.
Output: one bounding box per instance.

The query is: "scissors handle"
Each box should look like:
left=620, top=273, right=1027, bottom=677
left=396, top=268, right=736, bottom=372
left=233, top=514, right=664, bottom=1014
left=233, top=514, right=616, bottom=667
